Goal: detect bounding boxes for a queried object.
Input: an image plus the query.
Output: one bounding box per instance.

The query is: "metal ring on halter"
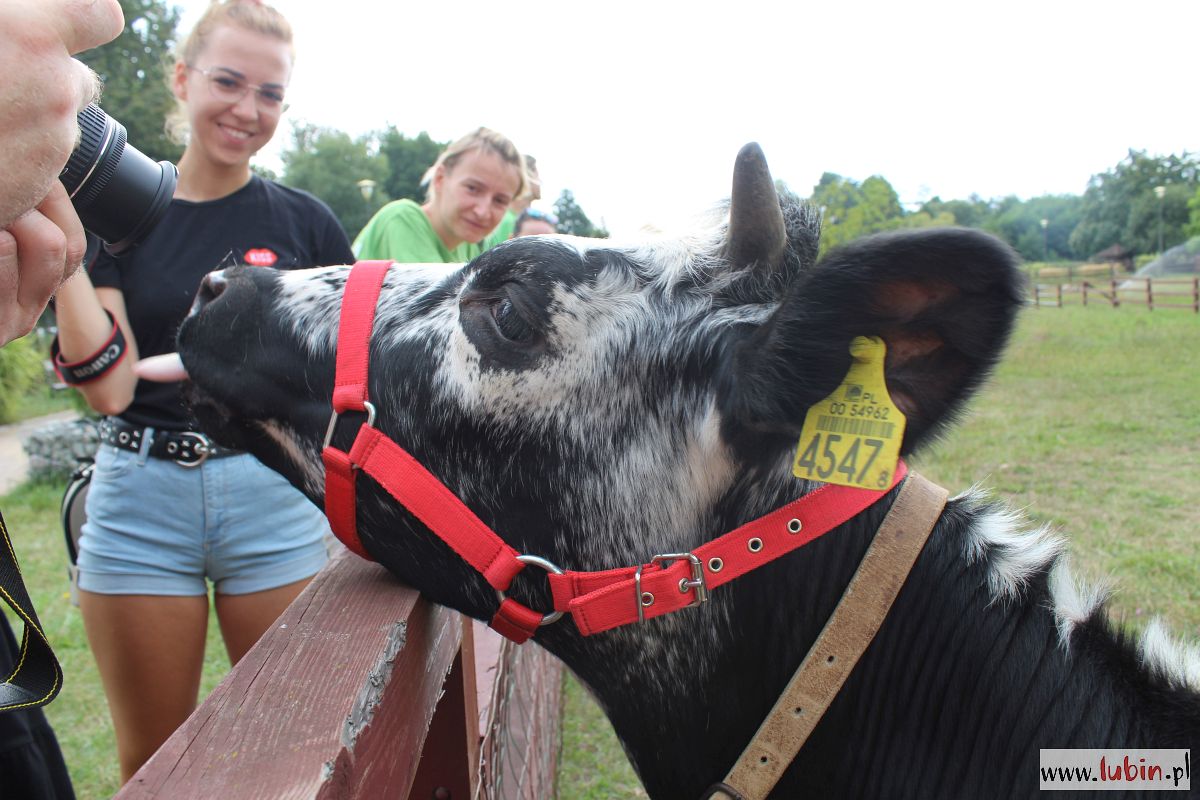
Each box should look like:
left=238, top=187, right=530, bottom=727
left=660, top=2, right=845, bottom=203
left=494, top=554, right=565, bottom=626
left=322, top=401, right=377, bottom=450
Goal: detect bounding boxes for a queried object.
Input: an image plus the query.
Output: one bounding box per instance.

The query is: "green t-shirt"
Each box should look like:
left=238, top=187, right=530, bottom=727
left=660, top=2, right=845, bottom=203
left=352, top=199, right=486, bottom=263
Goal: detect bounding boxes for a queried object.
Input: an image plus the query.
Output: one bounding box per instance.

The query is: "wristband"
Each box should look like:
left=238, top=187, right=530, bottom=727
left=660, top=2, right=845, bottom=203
left=51, top=310, right=127, bottom=385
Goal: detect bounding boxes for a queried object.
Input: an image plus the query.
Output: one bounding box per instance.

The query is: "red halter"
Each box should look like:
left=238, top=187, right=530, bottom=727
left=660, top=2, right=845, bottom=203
left=322, top=261, right=906, bottom=643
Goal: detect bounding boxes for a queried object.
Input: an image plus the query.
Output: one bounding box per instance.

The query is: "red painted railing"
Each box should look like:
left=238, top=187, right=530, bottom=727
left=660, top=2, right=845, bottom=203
left=115, top=547, right=562, bottom=799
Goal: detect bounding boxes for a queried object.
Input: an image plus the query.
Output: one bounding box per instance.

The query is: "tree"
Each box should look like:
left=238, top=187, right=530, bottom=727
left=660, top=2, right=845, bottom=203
left=1187, top=186, right=1200, bottom=239
left=918, top=195, right=993, bottom=229
left=985, top=195, right=1084, bottom=262
left=77, top=0, right=184, bottom=164
left=280, top=124, right=389, bottom=240
left=1068, top=150, right=1199, bottom=258
left=809, top=172, right=906, bottom=253
left=554, top=190, right=607, bottom=238
left=378, top=129, right=446, bottom=203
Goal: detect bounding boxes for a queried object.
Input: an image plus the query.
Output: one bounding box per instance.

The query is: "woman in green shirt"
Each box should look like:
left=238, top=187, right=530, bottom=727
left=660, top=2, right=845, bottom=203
left=353, top=127, right=527, bottom=262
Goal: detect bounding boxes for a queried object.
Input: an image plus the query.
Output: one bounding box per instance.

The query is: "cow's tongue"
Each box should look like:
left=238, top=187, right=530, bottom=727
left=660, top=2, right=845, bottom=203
left=135, top=353, right=189, bottom=382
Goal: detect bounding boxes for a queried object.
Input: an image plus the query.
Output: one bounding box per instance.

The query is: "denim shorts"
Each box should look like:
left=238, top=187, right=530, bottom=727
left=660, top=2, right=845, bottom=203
left=76, top=442, right=330, bottom=596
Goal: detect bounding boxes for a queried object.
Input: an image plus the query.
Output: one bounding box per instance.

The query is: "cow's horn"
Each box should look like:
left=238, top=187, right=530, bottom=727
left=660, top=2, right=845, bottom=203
left=725, top=142, right=786, bottom=272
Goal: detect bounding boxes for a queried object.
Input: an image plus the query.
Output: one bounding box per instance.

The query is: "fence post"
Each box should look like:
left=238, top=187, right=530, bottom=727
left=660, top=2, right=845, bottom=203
left=1147, top=277, right=1153, bottom=311
left=408, top=626, right=478, bottom=800
left=1082, top=281, right=1088, bottom=306
left=1193, top=277, right=1198, bottom=313
left=1111, top=278, right=1119, bottom=308
left=1056, top=283, right=1063, bottom=308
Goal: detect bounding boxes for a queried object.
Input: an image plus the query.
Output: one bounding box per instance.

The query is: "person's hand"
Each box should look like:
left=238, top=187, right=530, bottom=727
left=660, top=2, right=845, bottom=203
left=0, top=0, right=123, bottom=345
left=0, top=184, right=87, bottom=345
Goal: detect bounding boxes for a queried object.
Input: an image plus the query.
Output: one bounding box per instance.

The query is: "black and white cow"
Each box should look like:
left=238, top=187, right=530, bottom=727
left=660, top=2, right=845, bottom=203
left=175, top=145, right=1199, bottom=798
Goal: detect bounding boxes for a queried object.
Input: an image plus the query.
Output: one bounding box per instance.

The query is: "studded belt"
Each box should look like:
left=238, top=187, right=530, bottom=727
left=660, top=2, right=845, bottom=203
left=98, top=417, right=241, bottom=468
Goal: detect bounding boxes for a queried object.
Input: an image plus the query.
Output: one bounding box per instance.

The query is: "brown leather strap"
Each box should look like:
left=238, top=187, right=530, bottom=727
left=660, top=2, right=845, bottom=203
left=709, top=472, right=948, bottom=800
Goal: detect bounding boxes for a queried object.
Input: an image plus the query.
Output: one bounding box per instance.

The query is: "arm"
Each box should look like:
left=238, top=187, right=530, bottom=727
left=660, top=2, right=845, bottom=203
left=0, top=0, right=124, bottom=346
left=52, top=268, right=139, bottom=415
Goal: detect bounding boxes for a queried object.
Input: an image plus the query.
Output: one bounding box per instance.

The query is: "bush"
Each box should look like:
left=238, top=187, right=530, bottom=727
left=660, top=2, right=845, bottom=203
left=0, top=336, right=44, bottom=423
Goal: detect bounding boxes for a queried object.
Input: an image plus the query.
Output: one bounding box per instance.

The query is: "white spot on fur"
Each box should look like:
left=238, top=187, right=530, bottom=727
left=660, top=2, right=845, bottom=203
left=960, top=489, right=1199, bottom=690
left=1046, top=557, right=1111, bottom=647
left=259, top=419, right=324, bottom=496
left=960, top=487, right=1066, bottom=600
left=1139, top=618, right=1200, bottom=692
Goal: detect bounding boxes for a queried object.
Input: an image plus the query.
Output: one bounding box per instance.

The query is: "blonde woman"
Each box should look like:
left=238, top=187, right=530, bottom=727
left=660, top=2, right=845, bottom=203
left=52, top=0, right=353, bottom=782
left=353, top=127, right=526, bottom=262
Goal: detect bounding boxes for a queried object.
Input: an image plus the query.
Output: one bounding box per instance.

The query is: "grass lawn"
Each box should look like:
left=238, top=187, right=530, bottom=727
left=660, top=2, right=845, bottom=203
left=4, top=304, right=1196, bottom=798
left=913, top=305, right=1199, bottom=636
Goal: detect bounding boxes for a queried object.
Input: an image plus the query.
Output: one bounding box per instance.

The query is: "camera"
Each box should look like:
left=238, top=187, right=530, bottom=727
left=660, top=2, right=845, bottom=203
left=59, top=104, right=177, bottom=256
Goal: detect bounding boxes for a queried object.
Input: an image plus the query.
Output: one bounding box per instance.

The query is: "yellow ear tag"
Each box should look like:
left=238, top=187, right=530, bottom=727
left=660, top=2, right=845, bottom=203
left=792, top=336, right=906, bottom=490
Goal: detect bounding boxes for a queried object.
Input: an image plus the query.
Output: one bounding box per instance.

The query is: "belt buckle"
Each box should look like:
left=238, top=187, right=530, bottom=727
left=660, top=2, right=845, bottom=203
left=634, top=551, right=709, bottom=623
left=169, top=431, right=212, bottom=468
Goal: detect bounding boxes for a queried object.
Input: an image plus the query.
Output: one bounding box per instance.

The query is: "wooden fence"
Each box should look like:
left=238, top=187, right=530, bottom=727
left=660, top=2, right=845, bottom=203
left=1031, top=276, right=1200, bottom=312
left=114, top=547, right=563, bottom=799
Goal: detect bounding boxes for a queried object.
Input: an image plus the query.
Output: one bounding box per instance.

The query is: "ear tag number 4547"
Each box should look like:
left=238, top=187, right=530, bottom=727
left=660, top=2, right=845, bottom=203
left=792, top=336, right=906, bottom=490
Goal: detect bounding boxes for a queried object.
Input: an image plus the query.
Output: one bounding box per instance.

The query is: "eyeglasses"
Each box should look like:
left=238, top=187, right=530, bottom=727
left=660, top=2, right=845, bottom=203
left=187, top=65, right=289, bottom=113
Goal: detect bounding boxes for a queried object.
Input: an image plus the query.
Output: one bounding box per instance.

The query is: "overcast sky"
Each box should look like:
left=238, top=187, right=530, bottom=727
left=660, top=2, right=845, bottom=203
left=174, top=0, right=1196, bottom=237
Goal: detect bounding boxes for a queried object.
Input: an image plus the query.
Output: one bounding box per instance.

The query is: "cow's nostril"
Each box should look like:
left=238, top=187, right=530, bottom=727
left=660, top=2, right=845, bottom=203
left=197, top=272, right=228, bottom=308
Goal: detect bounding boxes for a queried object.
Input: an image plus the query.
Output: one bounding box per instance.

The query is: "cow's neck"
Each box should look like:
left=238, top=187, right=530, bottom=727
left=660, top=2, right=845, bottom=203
left=535, top=475, right=902, bottom=796
left=535, top=484, right=1183, bottom=798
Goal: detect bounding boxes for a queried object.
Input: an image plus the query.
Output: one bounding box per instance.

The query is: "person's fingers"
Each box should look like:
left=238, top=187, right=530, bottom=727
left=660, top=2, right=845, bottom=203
left=7, top=208, right=70, bottom=323
left=0, top=229, right=39, bottom=346
left=34, top=182, right=87, bottom=280
left=73, top=60, right=104, bottom=112
left=57, top=0, right=125, bottom=54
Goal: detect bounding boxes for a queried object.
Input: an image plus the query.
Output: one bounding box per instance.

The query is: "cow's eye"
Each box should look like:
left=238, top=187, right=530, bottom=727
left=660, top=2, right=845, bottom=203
left=491, top=297, right=534, bottom=343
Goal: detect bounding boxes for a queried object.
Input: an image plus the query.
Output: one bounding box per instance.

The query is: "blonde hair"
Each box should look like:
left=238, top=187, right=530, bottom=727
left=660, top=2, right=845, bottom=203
left=421, top=128, right=527, bottom=204
left=166, top=0, right=294, bottom=144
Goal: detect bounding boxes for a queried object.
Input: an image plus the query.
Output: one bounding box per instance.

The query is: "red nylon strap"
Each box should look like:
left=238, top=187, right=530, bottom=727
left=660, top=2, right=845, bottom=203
left=490, top=599, right=542, bottom=644
left=323, top=260, right=392, bottom=560
left=349, top=426, right=524, bottom=590
left=323, top=448, right=368, bottom=559
left=332, top=260, right=392, bottom=413
left=548, top=462, right=908, bottom=636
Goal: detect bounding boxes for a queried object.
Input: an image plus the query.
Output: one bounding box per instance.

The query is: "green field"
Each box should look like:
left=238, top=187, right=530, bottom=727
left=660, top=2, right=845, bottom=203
left=4, top=305, right=1197, bottom=798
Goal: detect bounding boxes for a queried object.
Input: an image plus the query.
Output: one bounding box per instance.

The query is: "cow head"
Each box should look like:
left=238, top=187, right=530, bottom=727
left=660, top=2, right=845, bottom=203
left=178, top=143, right=1024, bottom=638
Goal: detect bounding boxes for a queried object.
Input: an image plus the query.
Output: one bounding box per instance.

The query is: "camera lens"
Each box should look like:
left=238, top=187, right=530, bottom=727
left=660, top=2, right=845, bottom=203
left=59, top=104, right=177, bottom=256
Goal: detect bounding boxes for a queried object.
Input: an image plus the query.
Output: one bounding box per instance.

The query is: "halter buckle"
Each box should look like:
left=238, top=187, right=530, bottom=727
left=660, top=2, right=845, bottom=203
left=634, top=552, right=709, bottom=623
left=322, top=401, right=377, bottom=453
left=494, top=554, right=565, bottom=626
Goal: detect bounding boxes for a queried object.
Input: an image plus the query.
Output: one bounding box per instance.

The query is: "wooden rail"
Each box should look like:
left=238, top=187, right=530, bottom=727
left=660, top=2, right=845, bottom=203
left=1031, top=276, right=1200, bottom=312
left=115, top=548, right=561, bottom=799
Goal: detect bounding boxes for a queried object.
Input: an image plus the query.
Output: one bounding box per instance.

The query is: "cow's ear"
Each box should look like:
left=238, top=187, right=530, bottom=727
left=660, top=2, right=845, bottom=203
left=720, top=227, right=1026, bottom=455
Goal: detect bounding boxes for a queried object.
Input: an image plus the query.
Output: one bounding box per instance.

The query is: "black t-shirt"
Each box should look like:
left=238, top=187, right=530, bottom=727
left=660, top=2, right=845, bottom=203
left=89, top=175, right=354, bottom=430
